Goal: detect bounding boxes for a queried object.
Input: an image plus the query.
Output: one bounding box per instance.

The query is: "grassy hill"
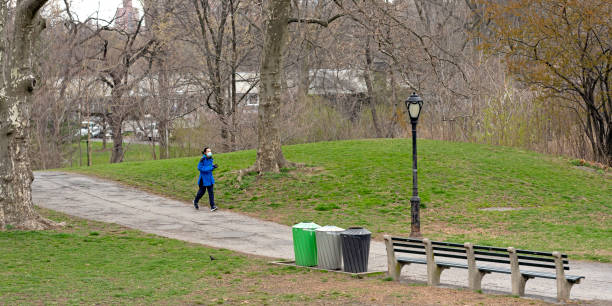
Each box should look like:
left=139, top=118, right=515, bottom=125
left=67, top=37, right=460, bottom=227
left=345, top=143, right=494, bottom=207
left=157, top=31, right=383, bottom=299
left=69, top=139, right=612, bottom=262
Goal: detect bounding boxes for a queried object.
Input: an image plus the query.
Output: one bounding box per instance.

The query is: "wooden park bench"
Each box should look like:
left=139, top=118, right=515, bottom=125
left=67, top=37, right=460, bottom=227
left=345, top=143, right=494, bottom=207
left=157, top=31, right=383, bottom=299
left=383, top=235, right=585, bottom=302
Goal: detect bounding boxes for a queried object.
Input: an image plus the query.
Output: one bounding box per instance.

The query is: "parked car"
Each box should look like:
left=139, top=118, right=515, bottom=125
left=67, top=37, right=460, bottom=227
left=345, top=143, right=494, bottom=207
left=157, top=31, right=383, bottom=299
left=76, top=121, right=101, bottom=138
left=136, top=122, right=160, bottom=141
left=103, top=128, right=113, bottom=139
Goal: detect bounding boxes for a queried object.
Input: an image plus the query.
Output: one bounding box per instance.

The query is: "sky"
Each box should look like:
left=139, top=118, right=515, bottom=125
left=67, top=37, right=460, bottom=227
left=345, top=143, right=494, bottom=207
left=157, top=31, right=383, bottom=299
left=66, top=0, right=143, bottom=22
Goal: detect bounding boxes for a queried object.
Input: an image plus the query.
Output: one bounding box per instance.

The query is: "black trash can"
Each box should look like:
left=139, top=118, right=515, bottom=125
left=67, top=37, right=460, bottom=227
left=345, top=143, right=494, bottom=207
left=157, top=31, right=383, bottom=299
left=340, top=227, right=371, bottom=273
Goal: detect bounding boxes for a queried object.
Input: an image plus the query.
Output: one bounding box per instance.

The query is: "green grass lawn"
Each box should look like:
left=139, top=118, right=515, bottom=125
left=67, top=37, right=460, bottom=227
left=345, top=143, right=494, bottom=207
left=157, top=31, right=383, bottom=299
left=68, top=139, right=612, bottom=262
left=70, top=140, right=200, bottom=166
left=1, top=208, right=542, bottom=305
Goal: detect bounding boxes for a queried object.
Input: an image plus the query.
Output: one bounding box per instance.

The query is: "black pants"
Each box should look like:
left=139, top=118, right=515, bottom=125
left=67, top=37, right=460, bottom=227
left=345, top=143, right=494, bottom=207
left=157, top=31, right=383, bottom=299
left=194, top=181, right=215, bottom=208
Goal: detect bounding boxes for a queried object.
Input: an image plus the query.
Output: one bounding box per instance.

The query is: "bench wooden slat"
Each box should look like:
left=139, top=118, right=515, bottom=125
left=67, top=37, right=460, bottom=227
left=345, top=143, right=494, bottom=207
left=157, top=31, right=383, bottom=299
left=391, top=237, right=423, bottom=243
left=518, top=261, right=569, bottom=270
left=393, top=242, right=425, bottom=249
left=516, top=249, right=567, bottom=258
left=433, top=246, right=467, bottom=254
left=434, top=252, right=468, bottom=260
left=394, top=249, right=426, bottom=256
left=478, top=265, right=511, bottom=274
left=436, top=261, right=468, bottom=269
left=521, top=271, right=556, bottom=279
left=431, top=241, right=464, bottom=248
left=473, top=245, right=508, bottom=252
left=474, top=257, right=511, bottom=265
left=397, top=257, right=427, bottom=265
left=474, top=250, right=509, bottom=258
left=564, top=275, right=585, bottom=282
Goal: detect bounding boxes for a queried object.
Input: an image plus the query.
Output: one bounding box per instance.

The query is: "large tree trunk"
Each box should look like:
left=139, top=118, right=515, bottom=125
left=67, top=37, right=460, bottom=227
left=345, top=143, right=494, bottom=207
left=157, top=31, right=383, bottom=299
left=109, top=95, right=124, bottom=163
left=110, top=118, right=124, bottom=163
left=0, top=0, right=60, bottom=230
left=109, top=86, right=126, bottom=163
left=254, top=0, right=292, bottom=173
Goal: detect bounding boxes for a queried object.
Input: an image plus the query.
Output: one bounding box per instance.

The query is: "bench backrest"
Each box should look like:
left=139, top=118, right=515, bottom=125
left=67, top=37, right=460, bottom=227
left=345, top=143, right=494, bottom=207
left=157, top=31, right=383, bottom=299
left=430, top=240, right=468, bottom=261
left=471, top=245, right=569, bottom=270
left=390, top=236, right=426, bottom=258
left=471, top=244, right=511, bottom=266
left=514, top=248, right=570, bottom=271
left=390, top=236, right=570, bottom=271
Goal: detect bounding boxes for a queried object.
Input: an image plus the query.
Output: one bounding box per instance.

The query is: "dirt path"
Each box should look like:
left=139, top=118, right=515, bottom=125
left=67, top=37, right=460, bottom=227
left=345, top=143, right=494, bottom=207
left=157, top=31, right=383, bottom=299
left=33, top=171, right=612, bottom=302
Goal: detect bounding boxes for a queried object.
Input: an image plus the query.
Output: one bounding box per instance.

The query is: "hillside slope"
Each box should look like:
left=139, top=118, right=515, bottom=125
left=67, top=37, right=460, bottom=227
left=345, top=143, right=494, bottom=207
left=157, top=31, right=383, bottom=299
left=70, top=139, right=612, bottom=261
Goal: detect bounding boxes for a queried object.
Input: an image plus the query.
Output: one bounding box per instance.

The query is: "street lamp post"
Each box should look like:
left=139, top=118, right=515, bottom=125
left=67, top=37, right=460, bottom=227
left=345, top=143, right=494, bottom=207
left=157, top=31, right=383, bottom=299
left=405, top=93, right=423, bottom=237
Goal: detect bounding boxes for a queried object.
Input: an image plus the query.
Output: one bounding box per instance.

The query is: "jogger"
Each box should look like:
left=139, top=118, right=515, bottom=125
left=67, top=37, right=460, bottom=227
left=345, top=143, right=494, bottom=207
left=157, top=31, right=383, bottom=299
left=194, top=147, right=218, bottom=211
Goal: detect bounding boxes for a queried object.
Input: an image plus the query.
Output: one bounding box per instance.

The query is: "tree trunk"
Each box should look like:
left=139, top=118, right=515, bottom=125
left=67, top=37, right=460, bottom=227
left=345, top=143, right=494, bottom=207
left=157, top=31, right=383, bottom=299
left=150, top=137, right=156, bottom=160
left=101, top=116, right=108, bottom=150
left=254, top=0, right=292, bottom=173
left=109, top=107, right=124, bottom=163
left=86, top=136, right=91, bottom=167
left=0, top=0, right=60, bottom=230
left=109, top=87, right=125, bottom=163
left=158, top=120, right=169, bottom=159
left=363, top=37, right=383, bottom=138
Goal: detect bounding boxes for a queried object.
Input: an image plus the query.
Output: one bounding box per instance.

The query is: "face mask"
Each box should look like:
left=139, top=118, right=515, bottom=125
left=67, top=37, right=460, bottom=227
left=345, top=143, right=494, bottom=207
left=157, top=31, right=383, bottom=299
left=206, top=152, right=212, bottom=158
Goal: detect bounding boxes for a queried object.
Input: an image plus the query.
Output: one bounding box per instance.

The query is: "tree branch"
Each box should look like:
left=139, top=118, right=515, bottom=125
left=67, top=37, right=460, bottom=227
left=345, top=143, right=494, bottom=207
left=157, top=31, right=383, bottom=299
left=288, top=13, right=345, bottom=27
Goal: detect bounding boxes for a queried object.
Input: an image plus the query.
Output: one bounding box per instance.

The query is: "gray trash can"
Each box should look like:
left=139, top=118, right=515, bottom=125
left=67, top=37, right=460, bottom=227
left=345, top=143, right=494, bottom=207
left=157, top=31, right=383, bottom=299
left=315, top=226, right=345, bottom=270
left=341, top=227, right=371, bottom=273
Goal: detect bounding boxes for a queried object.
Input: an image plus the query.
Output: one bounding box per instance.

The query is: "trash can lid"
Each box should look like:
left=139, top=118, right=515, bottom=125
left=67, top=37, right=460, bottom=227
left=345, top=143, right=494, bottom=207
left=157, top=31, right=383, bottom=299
left=292, top=222, right=321, bottom=229
left=341, top=227, right=371, bottom=235
left=315, top=225, right=345, bottom=232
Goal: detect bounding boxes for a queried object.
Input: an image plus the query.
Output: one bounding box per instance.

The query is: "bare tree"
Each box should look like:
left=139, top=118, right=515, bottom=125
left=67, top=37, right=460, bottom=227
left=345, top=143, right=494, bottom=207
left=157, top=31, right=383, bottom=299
left=178, top=0, right=260, bottom=153
left=0, top=0, right=60, bottom=230
left=248, top=0, right=344, bottom=173
left=88, top=13, right=157, bottom=163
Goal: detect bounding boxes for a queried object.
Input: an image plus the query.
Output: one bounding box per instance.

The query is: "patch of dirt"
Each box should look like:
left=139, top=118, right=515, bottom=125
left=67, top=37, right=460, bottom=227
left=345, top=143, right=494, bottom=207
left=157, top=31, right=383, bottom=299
left=479, top=207, right=525, bottom=211
left=297, top=166, right=326, bottom=177
left=219, top=269, right=550, bottom=305
left=422, top=221, right=514, bottom=237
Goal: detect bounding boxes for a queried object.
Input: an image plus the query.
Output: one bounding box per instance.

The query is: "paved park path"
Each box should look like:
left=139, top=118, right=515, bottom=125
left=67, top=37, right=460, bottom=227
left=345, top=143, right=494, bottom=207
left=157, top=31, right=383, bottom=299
left=33, top=171, right=612, bottom=302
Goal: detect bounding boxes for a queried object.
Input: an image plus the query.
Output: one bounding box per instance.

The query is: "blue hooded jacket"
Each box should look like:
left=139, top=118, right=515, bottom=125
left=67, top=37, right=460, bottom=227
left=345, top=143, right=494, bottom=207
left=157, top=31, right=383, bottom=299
left=197, top=155, right=215, bottom=186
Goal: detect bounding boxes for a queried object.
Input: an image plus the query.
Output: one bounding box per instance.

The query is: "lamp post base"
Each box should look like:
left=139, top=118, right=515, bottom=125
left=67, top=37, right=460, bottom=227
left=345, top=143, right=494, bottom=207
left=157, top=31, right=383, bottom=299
left=410, top=196, right=421, bottom=237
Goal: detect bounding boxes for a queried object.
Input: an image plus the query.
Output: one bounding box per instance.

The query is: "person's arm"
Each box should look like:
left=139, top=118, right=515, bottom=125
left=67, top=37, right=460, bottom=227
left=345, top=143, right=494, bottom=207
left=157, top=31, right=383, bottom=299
left=197, top=159, right=214, bottom=172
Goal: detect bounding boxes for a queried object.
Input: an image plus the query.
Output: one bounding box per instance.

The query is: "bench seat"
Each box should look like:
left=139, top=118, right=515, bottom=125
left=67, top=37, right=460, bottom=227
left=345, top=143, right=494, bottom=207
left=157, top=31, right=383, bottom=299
left=478, top=265, right=511, bottom=274
left=521, top=270, right=584, bottom=282
left=437, top=261, right=468, bottom=269
left=397, top=257, right=427, bottom=265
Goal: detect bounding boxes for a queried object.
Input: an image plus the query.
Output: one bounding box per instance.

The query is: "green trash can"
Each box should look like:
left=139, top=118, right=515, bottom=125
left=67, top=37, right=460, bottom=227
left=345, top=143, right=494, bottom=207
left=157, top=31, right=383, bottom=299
left=292, top=222, right=320, bottom=266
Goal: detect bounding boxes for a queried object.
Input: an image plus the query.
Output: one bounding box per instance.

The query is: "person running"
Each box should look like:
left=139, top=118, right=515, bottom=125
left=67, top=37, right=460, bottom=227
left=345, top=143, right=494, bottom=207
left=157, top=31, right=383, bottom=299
left=194, top=147, right=218, bottom=211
